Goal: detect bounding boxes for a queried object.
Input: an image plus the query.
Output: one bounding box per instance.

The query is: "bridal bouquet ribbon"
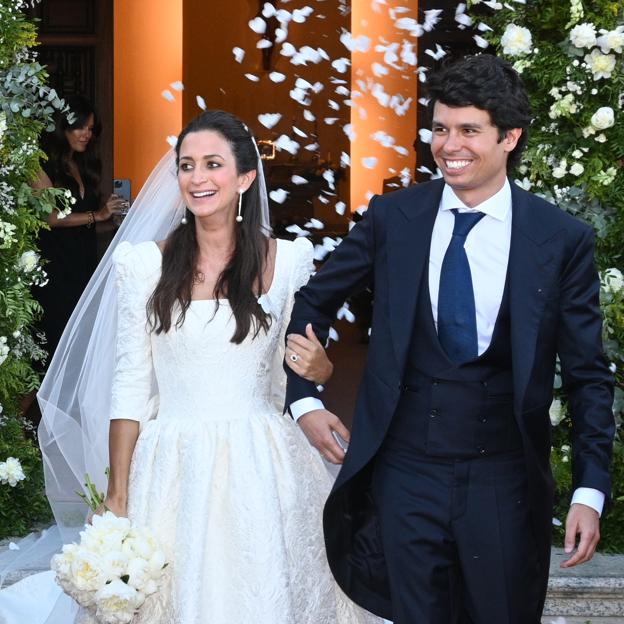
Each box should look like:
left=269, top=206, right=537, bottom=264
left=51, top=511, right=168, bottom=624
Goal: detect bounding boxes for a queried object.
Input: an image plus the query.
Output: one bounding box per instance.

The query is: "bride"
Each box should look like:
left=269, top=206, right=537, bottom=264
left=0, top=110, right=381, bottom=624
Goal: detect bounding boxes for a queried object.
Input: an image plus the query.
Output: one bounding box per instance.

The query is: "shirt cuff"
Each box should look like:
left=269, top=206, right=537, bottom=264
left=289, top=397, right=325, bottom=422
left=571, top=487, right=605, bottom=517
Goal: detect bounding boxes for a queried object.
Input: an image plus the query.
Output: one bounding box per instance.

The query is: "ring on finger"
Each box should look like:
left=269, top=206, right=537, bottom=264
left=290, top=353, right=300, bottom=362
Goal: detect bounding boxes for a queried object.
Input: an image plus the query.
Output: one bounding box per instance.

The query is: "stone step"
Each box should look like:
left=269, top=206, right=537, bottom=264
left=542, top=549, right=624, bottom=622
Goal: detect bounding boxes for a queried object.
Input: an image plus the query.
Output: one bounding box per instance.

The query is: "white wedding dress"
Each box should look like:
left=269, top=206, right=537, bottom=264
left=98, top=237, right=379, bottom=624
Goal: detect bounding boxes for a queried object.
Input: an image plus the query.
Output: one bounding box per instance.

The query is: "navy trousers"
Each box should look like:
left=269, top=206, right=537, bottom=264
left=371, top=447, right=548, bottom=624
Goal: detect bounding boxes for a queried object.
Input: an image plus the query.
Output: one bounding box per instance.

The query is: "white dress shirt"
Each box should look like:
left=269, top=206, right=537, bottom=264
left=291, top=179, right=604, bottom=515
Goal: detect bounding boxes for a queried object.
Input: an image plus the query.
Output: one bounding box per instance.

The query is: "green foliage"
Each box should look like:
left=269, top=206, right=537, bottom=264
left=468, top=0, right=624, bottom=552
left=0, top=0, right=73, bottom=538
left=0, top=414, right=51, bottom=539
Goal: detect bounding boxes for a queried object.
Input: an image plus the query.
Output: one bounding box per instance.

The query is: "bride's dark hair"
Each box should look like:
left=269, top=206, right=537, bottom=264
left=147, top=110, right=271, bottom=343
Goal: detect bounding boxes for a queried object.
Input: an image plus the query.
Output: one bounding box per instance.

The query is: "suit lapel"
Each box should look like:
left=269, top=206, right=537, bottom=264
left=509, top=184, right=561, bottom=411
left=387, top=181, right=443, bottom=371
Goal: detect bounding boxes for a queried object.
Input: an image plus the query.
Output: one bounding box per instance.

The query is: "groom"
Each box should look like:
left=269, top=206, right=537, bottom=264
left=284, top=54, right=614, bottom=623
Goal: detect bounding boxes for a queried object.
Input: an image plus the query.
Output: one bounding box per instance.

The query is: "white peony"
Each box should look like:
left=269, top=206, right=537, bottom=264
left=95, top=579, right=141, bottom=624
left=569, top=163, right=584, bottom=176
left=549, top=399, right=566, bottom=427
left=17, top=250, right=39, bottom=272
left=596, top=26, right=624, bottom=54
left=584, top=49, right=616, bottom=80
left=70, top=550, right=107, bottom=592
left=569, top=22, right=597, bottom=48
left=590, top=106, right=615, bottom=130
left=0, top=457, right=26, bottom=486
left=602, top=268, right=624, bottom=293
left=500, top=23, right=533, bottom=56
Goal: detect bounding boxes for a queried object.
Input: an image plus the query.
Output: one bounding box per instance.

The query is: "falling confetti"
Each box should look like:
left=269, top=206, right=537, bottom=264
left=362, top=157, right=378, bottom=169
left=232, top=47, right=245, bottom=63
left=258, top=113, right=282, bottom=129
left=161, top=90, right=175, bottom=102
left=196, top=95, right=207, bottom=110
left=269, top=188, right=289, bottom=203
left=170, top=81, right=184, bottom=91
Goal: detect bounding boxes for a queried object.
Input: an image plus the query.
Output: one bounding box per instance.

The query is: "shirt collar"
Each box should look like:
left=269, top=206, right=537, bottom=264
left=439, top=178, right=511, bottom=222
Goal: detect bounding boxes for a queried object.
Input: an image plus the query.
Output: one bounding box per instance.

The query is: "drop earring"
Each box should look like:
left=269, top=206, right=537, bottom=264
left=181, top=209, right=188, bottom=225
left=236, top=190, right=244, bottom=223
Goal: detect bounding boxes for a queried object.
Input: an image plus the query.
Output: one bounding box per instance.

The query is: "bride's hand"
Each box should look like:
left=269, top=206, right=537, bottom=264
left=286, top=323, right=333, bottom=385
left=90, top=495, right=128, bottom=522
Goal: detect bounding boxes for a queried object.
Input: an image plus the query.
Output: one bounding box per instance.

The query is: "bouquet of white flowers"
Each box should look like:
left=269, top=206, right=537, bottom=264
left=51, top=474, right=168, bottom=624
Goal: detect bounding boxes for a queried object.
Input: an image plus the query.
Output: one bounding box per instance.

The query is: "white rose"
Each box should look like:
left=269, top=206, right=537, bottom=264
left=17, top=250, right=39, bottom=273
left=584, top=49, right=617, bottom=80
left=590, top=106, right=615, bottom=130
left=595, top=133, right=607, bottom=143
left=500, top=23, right=533, bottom=56
left=0, top=457, right=25, bottom=486
left=570, top=163, right=584, bottom=176
left=549, top=399, right=566, bottom=426
left=569, top=22, right=597, bottom=48
left=602, top=268, right=624, bottom=293
left=95, top=579, right=140, bottom=624
left=596, top=26, right=624, bottom=54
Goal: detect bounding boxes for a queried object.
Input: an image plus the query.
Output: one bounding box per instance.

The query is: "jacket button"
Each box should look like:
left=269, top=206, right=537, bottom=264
left=430, top=409, right=439, bottom=418
left=480, top=417, right=487, bottom=423
left=477, top=446, right=486, bottom=455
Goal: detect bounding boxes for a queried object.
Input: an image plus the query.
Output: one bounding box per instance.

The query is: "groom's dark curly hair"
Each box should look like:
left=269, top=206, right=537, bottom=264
left=426, top=54, right=532, bottom=170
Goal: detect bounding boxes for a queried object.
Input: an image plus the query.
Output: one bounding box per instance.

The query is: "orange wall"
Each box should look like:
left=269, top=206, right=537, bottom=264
left=350, top=1, right=418, bottom=211
left=113, top=0, right=183, bottom=195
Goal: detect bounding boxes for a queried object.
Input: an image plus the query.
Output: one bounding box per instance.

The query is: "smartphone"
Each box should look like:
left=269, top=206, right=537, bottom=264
left=113, top=178, right=131, bottom=204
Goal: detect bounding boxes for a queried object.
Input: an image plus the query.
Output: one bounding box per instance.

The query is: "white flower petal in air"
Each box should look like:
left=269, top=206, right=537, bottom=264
left=303, top=110, right=316, bottom=122
left=295, top=77, right=314, bottom=90
left=418, top=97, right=430, bottom=106
left=290, top=88, right=311, bottom=106
left=419, top=129, right=433, bottom=144
left=372, top=62, right=389, bottom=77
left=292, top=126, right=308, bottom=138
left=170, top=81, right=184, bottom=91
left=312, top=81, right=324, bottom=94
left=280, top=42, right=296, bottom=57
left=362, top=157, right=378, bottom=169
left=161, top=90, right=175, bottom=102
left=371, top=131, right=395, bottom=148
left=249, top=17, right=267, bottom=34
left=232, top=47, right=245, bottom=63
left=340, top=29, right=371, bottom=53
left=324, top=118, right=339, bottom=125
left=340, top=152, right=350, bottom=167
left=394, top=145, right=409, bottom=156
left=258, top=113, right=282, bottom=129
left=335, top=86, right=350, bottom=97
left=323, top=170, right=336, bottom=190
left=275, top=134, right=300, bottom=155
left=332, top=58, right=351, bottom=73
left=424, top=44, right=446, bottom=61
left=401, top=42, right=418, bottom=66
left=196, top=95, right=207, bottom=110
left=269, top=188, right=289, bottom=204
left=245, top=73, right=260, bottom=82
left=305, top=218, right=325, bottom=230
left=328, top=327, right=339, bottom=343
left=400, top=167, right=412, bottom=187
left=337, top=303, right=356, bottom=323
left=285, top=224, right=311, bottom=237
left=269, top=72, right=286, bottom=83
left=474, top=35, right=490, bottom=49
left=335, top=201, right=346, bottom=215
left=274, top=28, right=288, bottom=44
left=343, top=124, right=356, bottom=141
left=257, top=39, right=273, bottom=49
left=328, top=99, right=340, bottom=111
left=291, top=175, right=308, bottom=185
left=304, top=142, right=320, bottom=151
left=478, top=23, right=493, bottom=32
left=423, top=9, right=443, bottom=31
left=313, top=244, right=330, bottom=262
left=262, top=1, right=276, bottom=18
left=318, top=195, right=330, bottom=205
left=8, top=542, right=19, bottom=551
left=166, top=136, right=178, bottom=147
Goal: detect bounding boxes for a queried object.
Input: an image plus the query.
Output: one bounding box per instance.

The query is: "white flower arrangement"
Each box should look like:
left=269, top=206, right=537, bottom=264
left=596, top=26, right=624, bottom=54
left=500, top=23, right=532, bottom=56
left=0, top=456, right=26, bottom=486
left=569, top=22, right=597, bottom=48
left=549, top=398, right=566, bottom=426
left=602, top=268, right=624, bottom=294
left=51, top=511, right=168, bottom=624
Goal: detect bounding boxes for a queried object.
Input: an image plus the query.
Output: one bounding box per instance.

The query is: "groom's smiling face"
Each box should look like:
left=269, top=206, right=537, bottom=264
left=431, top=103, right=522, bottom=207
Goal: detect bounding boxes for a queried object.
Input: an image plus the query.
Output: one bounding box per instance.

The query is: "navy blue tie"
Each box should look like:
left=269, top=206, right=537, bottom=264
left=437, top=209, right=485, bottom=363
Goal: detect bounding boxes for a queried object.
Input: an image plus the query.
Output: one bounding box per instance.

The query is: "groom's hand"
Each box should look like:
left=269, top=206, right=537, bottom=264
left=298, top=409, right=350, bottom=464
left=560, top=503, right=600, bottom=568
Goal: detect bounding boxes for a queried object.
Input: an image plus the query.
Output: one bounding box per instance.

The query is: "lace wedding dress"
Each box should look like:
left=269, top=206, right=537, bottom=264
left=77, top=237, right=379, bottom=624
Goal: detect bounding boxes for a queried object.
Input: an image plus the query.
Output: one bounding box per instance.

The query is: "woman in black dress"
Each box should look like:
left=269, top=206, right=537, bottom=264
left=32, top=95, right=125, bottom=364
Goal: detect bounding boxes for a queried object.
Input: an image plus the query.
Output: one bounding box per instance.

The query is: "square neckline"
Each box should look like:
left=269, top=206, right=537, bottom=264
left=147, top=238, right=285, bottom=303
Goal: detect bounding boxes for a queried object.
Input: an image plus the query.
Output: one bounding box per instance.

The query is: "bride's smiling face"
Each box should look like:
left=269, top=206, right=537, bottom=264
left=177, top=129, right=255, bottom=222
